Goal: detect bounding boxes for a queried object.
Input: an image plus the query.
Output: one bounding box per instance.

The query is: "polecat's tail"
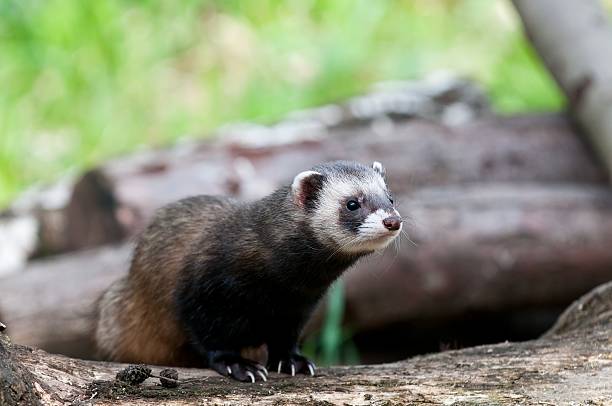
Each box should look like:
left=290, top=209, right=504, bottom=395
left=93, top=276, right=130, bottom=361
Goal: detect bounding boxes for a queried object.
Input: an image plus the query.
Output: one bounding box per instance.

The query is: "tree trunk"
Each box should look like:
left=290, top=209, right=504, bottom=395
left=2, top=281, right=611, bottom=405
left=513, top=0, right=612, bottom=177
left=3, top=183, right=612, bottom=359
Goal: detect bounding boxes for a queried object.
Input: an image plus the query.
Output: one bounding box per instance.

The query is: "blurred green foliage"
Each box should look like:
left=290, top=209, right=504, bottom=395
left=0, top=0, right=566, bottom=207
left=302, top=281, right=360, bottom=366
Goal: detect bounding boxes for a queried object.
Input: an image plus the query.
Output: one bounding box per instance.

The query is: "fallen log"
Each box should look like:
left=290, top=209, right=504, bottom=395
left=2, top=281, right=611, bottom=405
left=0, top=74, right=606, bottom=273
left=1, top=113, right=601, bottom=264
left=62, top=113, right=605, bottom=252
left=0, top=112, right=605, bottom=272
left=331, top=183, right=612, bottom=332
left=3, top=183, right=612, bottom=359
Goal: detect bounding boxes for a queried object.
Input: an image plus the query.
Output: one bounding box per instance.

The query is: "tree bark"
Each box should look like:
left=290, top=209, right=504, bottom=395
left=1, top=281, right=611, bottom=405
left=3, top=183, right=612, bottom=359
left=513, top=0, right=612, bottom=177
left=0, top=334, right=42, bottom=406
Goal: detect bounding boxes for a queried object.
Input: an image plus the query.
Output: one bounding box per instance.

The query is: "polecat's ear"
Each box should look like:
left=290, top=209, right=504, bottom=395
left=291, top=170, right=324, bottom=208
left=372, top=161, right=386, bottom=178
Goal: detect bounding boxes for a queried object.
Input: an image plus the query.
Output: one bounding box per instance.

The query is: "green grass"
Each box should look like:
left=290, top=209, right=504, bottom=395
left=302, top=281, right=360, bottom=366
left=0, top=0, right=565, bottom=207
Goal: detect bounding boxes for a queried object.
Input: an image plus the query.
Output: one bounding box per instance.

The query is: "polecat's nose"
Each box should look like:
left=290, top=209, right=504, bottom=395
left=382, top=216, right=401, bottom=231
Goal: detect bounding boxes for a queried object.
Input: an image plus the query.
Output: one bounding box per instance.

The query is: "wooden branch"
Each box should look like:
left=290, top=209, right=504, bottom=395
left=513, top=0, right=612, bottom=177
left=2, top=281, right=611, bottom=405
left=3, top=183, right=612, bottom=358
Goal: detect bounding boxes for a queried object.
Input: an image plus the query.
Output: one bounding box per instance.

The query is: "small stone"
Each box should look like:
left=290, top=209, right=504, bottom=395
left=159, top=368, right=180, bottom=388
left=116, top=365, right=151, bottom=385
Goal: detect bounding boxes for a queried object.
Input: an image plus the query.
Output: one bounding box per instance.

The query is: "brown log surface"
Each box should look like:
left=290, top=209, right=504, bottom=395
left=3, top=184, right=612, bottom=359
left=1, top=281, right=611, bottom=405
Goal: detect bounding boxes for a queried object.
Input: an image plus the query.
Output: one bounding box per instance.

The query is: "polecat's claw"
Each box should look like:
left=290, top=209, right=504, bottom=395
left=275, top=352, right=316, bottom=377
left=208, top=350, right=268, bottom=383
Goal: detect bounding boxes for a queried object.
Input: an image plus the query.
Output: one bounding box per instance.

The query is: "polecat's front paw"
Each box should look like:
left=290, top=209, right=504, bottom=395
left=275, top=352, right=316, bottom=377
left=208, top=350, right=268, bottom=383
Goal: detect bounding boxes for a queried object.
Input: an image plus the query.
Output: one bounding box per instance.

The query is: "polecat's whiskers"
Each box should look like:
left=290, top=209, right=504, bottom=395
left=400, top=228, right=418, bottom=247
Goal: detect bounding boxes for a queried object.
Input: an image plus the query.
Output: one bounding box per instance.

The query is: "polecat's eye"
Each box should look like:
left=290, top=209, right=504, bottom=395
left=346, top=200, right=360, bottom=211
left=389, top=197, right=394, bottom=205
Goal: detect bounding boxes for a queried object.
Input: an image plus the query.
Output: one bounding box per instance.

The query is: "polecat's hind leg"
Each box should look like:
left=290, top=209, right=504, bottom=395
left=207, top=350, right=268, bottom=383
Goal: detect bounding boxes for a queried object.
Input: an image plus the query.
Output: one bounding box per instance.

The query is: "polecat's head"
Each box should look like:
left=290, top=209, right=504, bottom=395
left=291, top=160, right=401, bottom=255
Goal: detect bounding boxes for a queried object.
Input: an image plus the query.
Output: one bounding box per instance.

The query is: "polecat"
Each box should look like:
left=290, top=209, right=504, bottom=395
left=94, top=160, right=402, bottom=382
